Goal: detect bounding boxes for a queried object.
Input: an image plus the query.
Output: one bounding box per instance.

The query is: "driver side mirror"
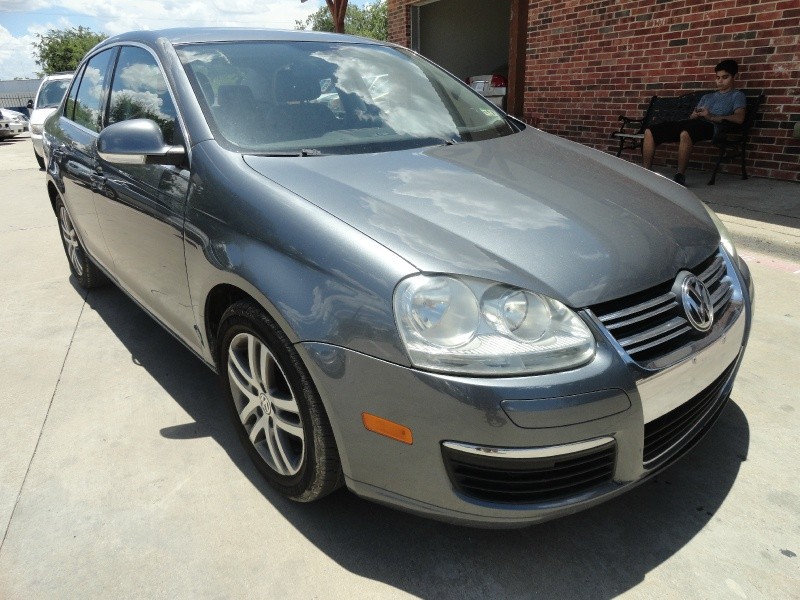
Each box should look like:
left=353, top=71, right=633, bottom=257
left=26, top=99, right=33, bottom=109
left=97, top=119, right=185, bottom=166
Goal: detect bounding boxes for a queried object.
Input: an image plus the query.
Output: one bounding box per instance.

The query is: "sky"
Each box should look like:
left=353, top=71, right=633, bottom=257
left=0, top=0, right=369, bottom=80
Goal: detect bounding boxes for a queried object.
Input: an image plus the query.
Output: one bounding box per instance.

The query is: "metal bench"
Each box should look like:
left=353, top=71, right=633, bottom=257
left=612, top=89, right=765, bottom=185
left=612, top=91, right=707, bottom=157
left=707, top=90, right=765, bottom=185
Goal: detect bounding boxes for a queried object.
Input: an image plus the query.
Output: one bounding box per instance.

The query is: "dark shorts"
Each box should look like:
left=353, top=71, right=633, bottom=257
left=649, top=119, right=715, bottom=145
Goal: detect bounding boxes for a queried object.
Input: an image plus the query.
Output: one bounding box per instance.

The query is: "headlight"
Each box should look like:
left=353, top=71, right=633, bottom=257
left=703, top=203, right=738, bottom=262
left=393, top=274, right=596, bottom=376
left=31, top=123, right=43, bottom=135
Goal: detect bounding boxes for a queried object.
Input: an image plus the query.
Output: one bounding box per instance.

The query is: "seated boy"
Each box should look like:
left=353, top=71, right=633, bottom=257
left=642, top=59, right=746, bottom=185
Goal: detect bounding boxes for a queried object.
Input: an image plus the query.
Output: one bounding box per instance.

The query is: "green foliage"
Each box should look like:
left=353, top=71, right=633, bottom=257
left=33, top=27, right=107, bottom=75
left=108, top=93, right=175, bottom=144
left=296, top=1, right=388, bottom=41
left=65, top=97, right=99, bottom=132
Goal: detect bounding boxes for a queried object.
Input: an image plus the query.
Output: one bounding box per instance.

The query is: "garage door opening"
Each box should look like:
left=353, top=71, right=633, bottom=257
left=410, top=0, right=526, bottom=116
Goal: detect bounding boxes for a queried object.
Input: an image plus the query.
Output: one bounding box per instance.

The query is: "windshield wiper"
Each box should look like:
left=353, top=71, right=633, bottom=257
left=249, top=148, right=323, bottom=157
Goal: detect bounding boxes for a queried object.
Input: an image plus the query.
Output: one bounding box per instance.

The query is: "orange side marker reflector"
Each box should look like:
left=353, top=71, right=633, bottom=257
left=362, top=413, right=413, bottom=445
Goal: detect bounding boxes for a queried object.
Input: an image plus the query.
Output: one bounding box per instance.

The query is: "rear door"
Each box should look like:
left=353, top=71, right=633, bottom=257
left=92, top=44, right=197, bottom=348
left=51, top=49, right=116, bottom=271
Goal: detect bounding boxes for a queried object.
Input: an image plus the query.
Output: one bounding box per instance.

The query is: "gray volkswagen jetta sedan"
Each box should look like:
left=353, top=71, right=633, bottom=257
left=43, top=28, right=753, bottom=527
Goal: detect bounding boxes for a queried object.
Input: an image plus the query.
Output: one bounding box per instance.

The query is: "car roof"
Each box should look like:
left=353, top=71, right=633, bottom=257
left=98, top=27, right=388, bottom=48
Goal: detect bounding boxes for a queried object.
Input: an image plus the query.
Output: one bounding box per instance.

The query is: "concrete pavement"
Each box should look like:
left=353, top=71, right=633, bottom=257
left=664, top=168, right=799, bottom=265
left=1, top=132, right=798, bottom=599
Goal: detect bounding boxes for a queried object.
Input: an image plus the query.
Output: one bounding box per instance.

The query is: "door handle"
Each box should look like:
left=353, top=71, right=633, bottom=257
left=90, top=172, right=107, bottom=190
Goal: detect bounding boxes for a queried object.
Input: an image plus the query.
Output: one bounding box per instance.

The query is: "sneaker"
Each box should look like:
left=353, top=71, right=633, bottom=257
left=673, top=173, right=686, bottom=186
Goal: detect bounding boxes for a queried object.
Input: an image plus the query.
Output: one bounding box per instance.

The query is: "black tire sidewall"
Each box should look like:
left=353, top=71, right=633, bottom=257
left=56, top=198, right=89, bottom=285
left=55, top=198, right=105, bottom=289
left=217, top=301, right=333, bottom=500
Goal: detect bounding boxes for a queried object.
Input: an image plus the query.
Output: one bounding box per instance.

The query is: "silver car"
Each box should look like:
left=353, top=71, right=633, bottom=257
left=43, top=28, right=753, bottom=527
left=29, top=72, right=73, bottom=168
left=0, top=108, right=29, bottom=139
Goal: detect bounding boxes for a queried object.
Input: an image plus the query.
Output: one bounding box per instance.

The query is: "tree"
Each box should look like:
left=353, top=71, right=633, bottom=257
left=33, top=27, right=107, bottom=75
left=296, top=0, right=388, bottom=41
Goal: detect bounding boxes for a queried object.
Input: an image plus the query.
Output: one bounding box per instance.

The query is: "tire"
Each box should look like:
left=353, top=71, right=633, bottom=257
left=35, top=150, right=45, bottom=170
left=56, top=199, right=107, bottom=289
left=218, top=300, right=343, bottom=502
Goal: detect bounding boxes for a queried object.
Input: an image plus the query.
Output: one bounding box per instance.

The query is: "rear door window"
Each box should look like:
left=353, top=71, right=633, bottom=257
left=71, top=49, right=115, bottom=132
left=63, top=66, right=85, bottom=121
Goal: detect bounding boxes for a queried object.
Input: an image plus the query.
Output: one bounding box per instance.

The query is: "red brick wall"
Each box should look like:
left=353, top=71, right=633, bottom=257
left=388, top=0, right=799, bottom=182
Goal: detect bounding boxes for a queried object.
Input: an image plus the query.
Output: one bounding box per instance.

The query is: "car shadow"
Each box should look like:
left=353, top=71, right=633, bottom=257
left=81, top=281, right=749, bottom=600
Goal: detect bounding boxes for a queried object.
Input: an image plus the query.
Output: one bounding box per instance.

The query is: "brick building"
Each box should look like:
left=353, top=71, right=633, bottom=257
left=388, top=0, right=799, bottom=182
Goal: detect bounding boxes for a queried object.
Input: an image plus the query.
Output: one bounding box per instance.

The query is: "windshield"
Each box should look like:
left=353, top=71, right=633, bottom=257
left=37, top=79, right=70, bottom=109
left=176, top=41, right=515, bottom=155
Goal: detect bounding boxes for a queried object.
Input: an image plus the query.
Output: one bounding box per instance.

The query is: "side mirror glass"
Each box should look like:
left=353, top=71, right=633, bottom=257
left=97, top=119, right=185, bottom=166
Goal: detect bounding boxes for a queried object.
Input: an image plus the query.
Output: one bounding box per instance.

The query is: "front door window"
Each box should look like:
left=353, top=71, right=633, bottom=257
left=108, top=46, right=178, bottom=144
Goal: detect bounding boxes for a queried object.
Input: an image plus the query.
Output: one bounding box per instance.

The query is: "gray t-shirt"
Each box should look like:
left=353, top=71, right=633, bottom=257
left=697, top=90, right=746, bottom=116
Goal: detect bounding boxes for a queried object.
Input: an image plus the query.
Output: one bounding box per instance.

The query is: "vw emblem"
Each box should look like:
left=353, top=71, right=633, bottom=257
left=680, top=274, right=714, bottom=332
left=259, top=392, right=272, bottom=415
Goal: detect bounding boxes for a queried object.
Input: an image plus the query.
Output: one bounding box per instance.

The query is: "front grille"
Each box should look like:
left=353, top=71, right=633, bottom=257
left=442, top=441, right=616, bottom=504
left=591, top=249, right=733, bottom=367
left=643, top=360, right=736, bottom=469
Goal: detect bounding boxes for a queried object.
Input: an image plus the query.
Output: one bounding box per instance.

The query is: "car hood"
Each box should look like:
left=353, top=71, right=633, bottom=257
left=0, top=108, right=26, bottom=121
left=243, top=128, right=719, bottom=307
left=30, top=107, right=58, bottom=126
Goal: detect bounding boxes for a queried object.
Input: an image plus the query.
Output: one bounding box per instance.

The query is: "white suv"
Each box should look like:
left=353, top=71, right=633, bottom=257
left=28, top=72, right=72, bottom=169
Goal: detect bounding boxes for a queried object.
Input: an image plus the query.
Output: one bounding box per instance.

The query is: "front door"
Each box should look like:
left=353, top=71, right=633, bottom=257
left=93, top=45, right=197, bottom=349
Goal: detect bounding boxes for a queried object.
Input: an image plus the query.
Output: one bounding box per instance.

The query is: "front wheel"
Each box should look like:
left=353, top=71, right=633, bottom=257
left=56, top=199, right=106, bottom=289
left=218, top=300, right=343, bottom=501
left=34, top=150, right=45, bottom=170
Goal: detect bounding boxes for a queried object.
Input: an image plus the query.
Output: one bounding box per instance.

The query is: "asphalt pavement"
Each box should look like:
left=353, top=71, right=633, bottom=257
left=0, top=132, right=798, bottom=599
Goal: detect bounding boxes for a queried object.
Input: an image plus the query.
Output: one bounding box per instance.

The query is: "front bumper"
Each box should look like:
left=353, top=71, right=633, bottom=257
left=298, top=251, right=752, bottom=527
left=0, top=121, right=28, bottom=137
left=31, top=127, right=44, bottom=157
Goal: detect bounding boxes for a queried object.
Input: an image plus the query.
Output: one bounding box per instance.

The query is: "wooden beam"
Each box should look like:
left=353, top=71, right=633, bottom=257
left=507, top=0, right=528, bottom=118
left=326, top=0, right=349, bottom=33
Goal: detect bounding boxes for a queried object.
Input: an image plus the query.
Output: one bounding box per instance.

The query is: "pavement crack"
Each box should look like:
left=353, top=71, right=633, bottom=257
left=0, top=289, right=89, bottom=554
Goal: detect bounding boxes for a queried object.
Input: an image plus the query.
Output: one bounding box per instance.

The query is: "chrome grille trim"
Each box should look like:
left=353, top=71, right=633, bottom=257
left=602, top=297, right=678, bottom=331
left=598, top=292, right=676, bottom=327
left=699, top=256, right=726, bottom=285
left=442, top=437, right=615, bottom=459
left=712, top=284, right=733, bottom=310
left=617, top=316, right=689, bottom=350
left=619, top=321, right=692, bottom=355
left=589, top=248, right=736, bottom=368
left=637, top=313, right=746, bottom=423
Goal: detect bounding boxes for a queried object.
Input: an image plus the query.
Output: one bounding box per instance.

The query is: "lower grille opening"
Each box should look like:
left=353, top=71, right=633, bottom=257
left=442, top=441, right=616, bottom=504
left=643, top=361, right=736, bottom=469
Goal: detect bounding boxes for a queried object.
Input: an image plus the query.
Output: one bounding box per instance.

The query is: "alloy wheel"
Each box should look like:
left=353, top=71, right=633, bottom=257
left=59, top=205, right=84, bottom=277
left=227, top=332, right=305, bottom=476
